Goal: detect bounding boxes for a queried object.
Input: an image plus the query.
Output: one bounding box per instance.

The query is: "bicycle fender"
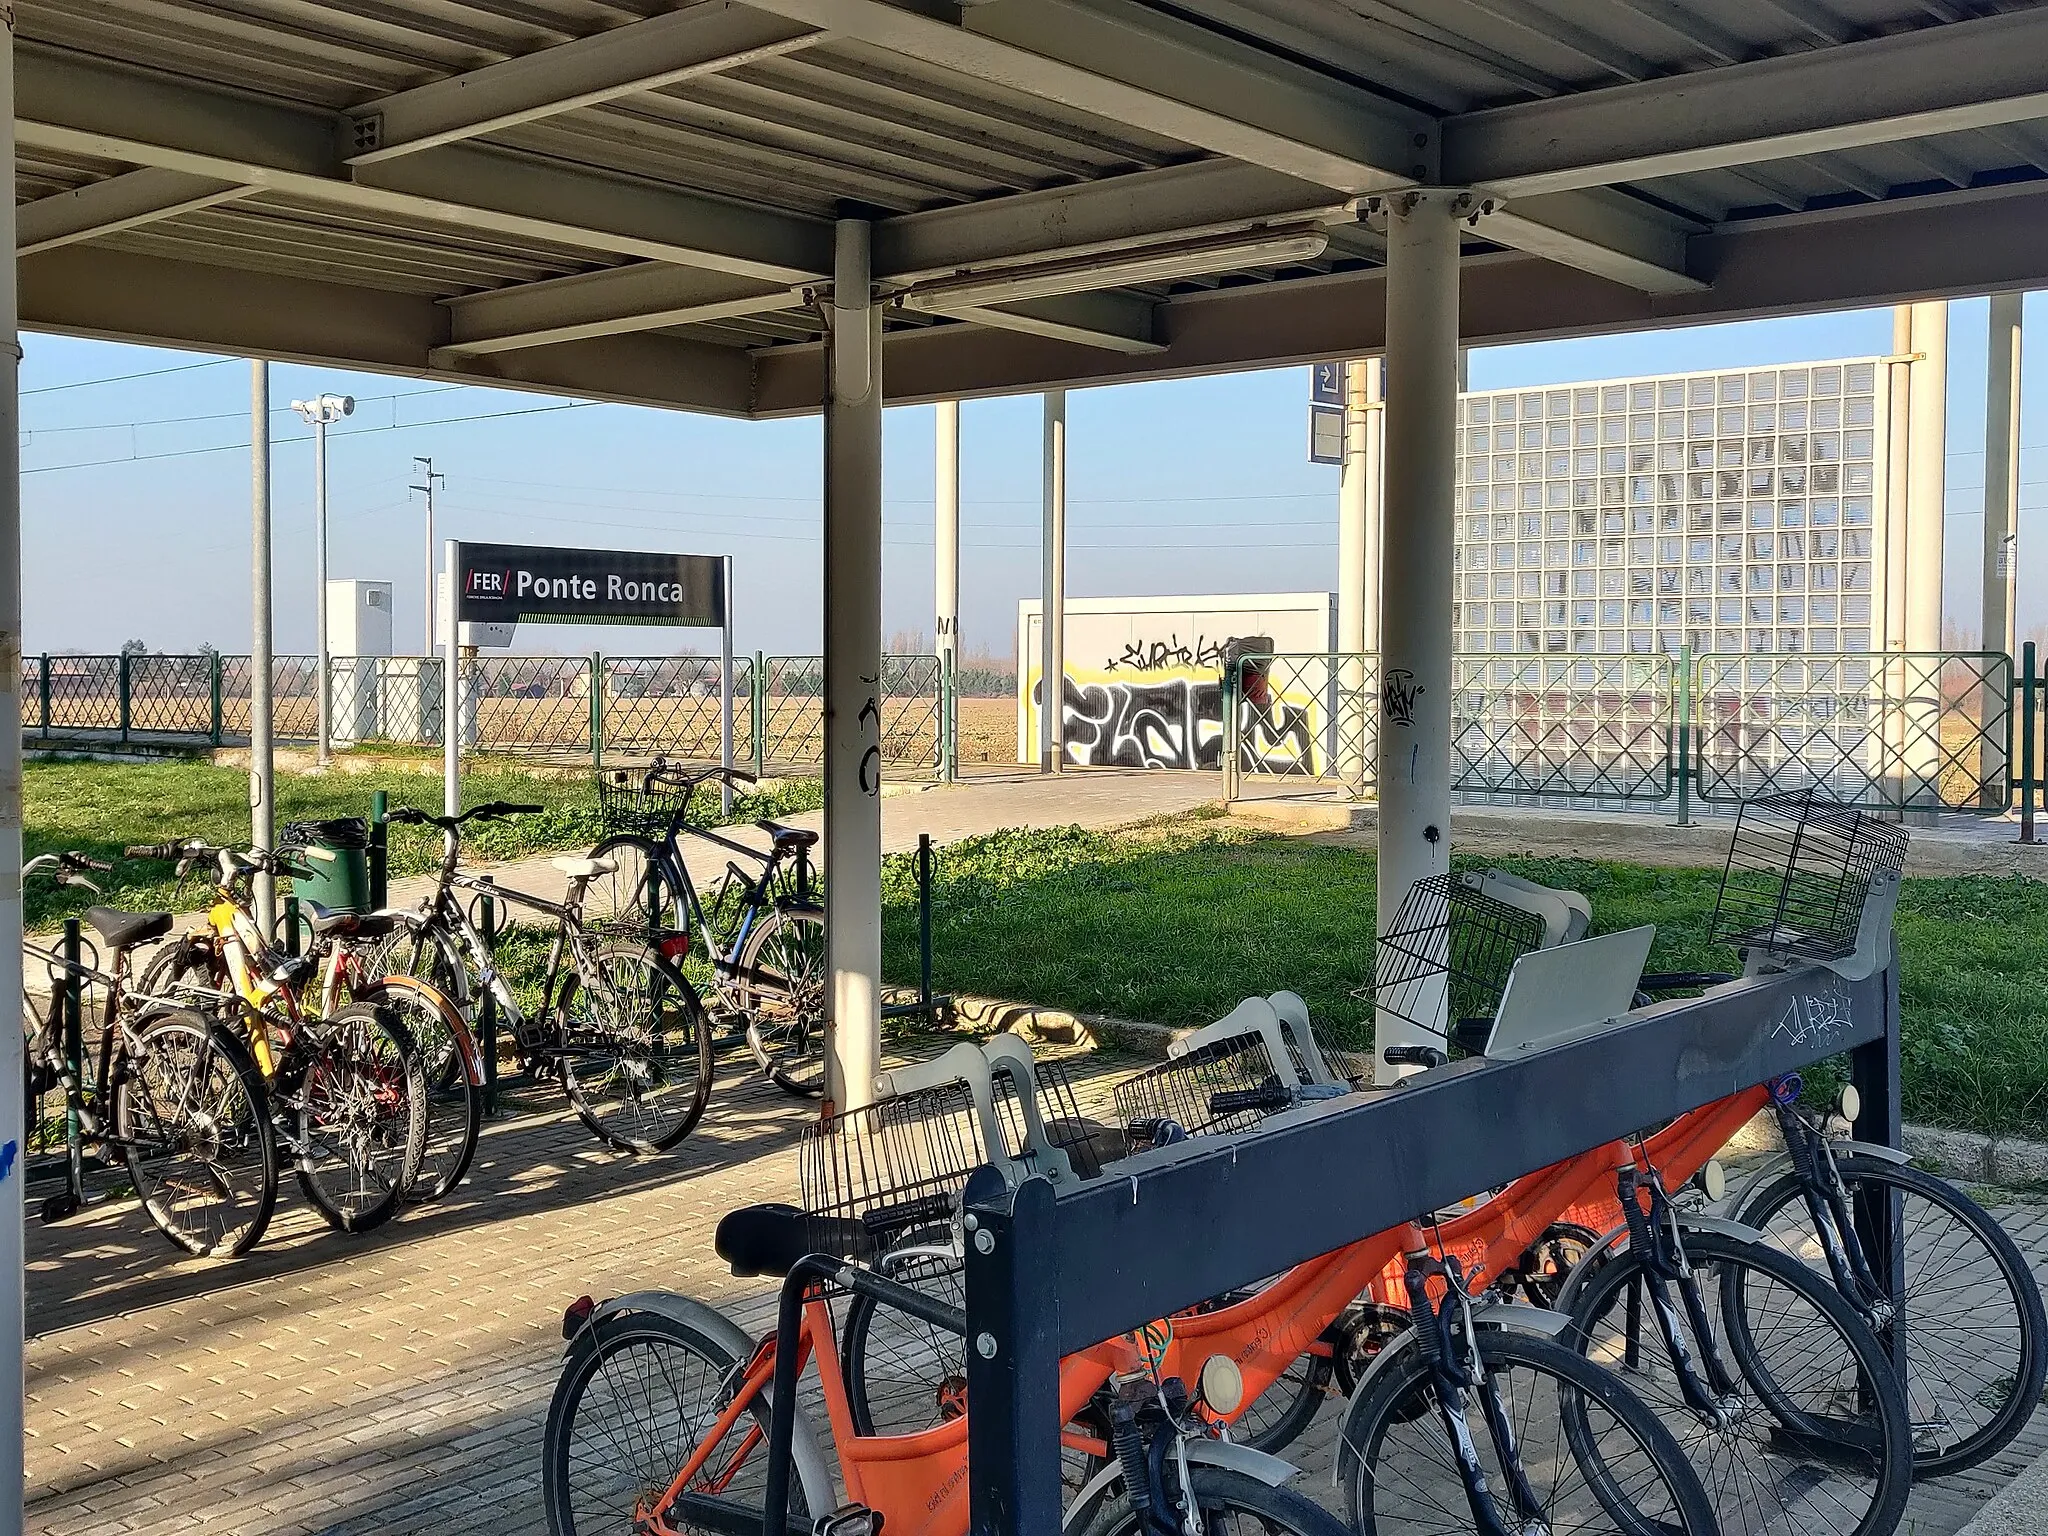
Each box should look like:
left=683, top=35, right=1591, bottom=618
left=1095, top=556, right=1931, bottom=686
left=1728, top=1137, right=1913, bottom=1213
left=1552, top=1211, right=1774, bottom=1310
left=578, top=1290, right=836, bottom=1516
left=354, top=976, right=482, bottom=1084
left=1062, top=1437, right=1299, bottom=1532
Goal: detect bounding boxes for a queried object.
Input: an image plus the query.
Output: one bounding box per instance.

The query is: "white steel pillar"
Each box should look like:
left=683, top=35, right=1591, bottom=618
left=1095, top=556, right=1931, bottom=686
left=1985, top=293, right=2023, bottom=659
left=1040, top=389, right=1067, bottom=773
left=1374, top=191, right=1466, bottom=1080
left=1905, top=301, right=1948, bottom=654
left=0, top=16, right=24, bottom=1522
left=250, top=364, right=277, bottom=935
left=1884, top=308, right=1913, bottom=653
left=1336, top=358, right=1381, bottom=790
left=935, top=400, right=960, bottom=676
left=823, top=217, right=884, bottom=1110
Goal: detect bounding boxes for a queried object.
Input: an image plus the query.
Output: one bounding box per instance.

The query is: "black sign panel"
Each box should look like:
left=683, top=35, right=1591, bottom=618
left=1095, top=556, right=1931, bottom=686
left=454, top=541, right=725, bottom=627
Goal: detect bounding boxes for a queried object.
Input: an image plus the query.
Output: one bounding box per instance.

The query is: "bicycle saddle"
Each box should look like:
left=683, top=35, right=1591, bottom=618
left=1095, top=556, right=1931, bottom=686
left=715, top=1202, right=874, bottom=1278
left=551, top=855, right=618, bottom=880
left=82, top=906, right=172, bottom=951
left=302, top=905, right=404, bottom=941
left=756, top=821, right=818, bottom=851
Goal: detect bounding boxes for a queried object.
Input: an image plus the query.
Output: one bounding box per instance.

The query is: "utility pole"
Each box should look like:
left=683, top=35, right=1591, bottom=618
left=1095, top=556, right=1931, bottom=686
left=411, top=456, right=444, bottom=653
left=291, top=393, right=355, bottom=766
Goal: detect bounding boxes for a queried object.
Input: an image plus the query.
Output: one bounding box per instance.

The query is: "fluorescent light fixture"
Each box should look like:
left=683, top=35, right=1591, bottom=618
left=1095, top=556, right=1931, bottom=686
left=898, top=226, right=1329, bottom=313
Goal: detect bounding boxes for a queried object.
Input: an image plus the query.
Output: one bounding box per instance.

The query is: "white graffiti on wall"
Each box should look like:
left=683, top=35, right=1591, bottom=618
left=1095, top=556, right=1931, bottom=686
left=1038, top=676, right=1317, bottom=771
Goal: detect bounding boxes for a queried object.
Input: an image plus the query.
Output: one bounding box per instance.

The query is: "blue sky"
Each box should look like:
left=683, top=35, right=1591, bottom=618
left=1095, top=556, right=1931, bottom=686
left=20, top=294, right=2045, bottom=661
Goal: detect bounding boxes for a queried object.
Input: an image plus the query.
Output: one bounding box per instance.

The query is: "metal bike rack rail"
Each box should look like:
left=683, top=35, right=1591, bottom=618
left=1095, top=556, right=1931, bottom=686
left=961, top=952, right=1901, bottom=1536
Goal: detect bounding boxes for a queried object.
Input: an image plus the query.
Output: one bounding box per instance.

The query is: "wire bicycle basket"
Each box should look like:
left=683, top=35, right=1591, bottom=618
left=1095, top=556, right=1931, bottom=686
left=595, top=768, right=693, bottom=837
left=1711, top=789, right=1909, bottom=966
left=1113, top=1032, right=1296, bottom=1142
left=1359, top=874, right=1549, bottom=1058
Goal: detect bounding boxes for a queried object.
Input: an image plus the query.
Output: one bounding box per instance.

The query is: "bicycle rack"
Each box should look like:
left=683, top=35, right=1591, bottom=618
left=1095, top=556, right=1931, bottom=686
left=958, top=948, right=1901, bottom=1536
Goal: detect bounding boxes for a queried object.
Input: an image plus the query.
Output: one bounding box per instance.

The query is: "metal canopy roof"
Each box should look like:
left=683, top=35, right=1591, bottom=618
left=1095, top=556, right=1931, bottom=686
left=18, top=0, right=2048, bottom=416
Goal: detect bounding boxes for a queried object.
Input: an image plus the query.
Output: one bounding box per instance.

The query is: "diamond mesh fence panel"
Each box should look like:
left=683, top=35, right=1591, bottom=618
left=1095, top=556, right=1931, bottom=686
left=760, top=655, right=940, bottom=772
left=465, top=655, right=592, bottom=756
left=1452, top=654, right=1673, bottom=800
left=44, top=656, right=121, bottom=734
left=1695, top=651, right=2012, bottom=813
left=22, top=656, right=43, bottom=732
left=217, top=657, right=320, bottom=742
left=601, top=656, right=751, bottom=760
left=1234, top=654, right=1378, bottom=791
left=126, top=655, right=221, bottom=736
left=326, top=656, right=444, bottom=747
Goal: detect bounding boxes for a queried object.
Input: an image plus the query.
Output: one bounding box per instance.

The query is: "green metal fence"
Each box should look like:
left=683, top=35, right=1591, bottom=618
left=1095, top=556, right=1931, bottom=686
left=1228, top=646, right=2019, bottom=816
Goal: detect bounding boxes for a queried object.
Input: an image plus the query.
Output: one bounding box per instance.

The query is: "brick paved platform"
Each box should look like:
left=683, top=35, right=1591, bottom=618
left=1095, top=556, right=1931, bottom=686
left=25, top=1040, right=2048, bottom=1535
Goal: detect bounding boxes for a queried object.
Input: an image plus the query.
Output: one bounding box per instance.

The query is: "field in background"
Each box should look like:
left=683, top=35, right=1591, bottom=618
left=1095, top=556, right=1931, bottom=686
left=955, top=696, right=1016, bottom=764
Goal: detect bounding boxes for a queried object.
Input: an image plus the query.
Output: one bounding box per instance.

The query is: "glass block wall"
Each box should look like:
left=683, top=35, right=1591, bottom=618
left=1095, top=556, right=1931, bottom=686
left=1453, top=359, right=1883, bottom=657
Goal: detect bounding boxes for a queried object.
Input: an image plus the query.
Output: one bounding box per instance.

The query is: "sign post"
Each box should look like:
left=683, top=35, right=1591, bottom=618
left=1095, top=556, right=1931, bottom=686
left=445, top=540, right=732, bottom=816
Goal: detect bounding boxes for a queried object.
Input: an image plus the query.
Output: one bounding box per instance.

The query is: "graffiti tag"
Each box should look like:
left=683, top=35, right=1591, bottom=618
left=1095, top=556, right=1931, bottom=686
left=1768, top=987, right=1857, bottom=1050
left=1039, top=677, right=1315, bottom=773
left=1383, top=669, right=1424, bottom=727
left=1104, top=634, right=1230, bottom=674
left=858, top=681, right=881, bottom=795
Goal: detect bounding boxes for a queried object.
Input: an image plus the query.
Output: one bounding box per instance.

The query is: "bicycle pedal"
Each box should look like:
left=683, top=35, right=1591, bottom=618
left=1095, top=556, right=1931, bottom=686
left=814, top=1504, right=883, bottom=1536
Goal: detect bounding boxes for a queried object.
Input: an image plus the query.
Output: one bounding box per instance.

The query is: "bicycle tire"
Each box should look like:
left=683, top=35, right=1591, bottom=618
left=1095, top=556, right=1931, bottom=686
left=136, top=935, right=220, bottom=1005
left=739, top=903, right=826, bottom=1098
left=289, top=1000, right=428, bottom=1234
left=1738, top=1154, right=2048, bottom=1476
left=113, top=1010, right=278, bottom=1258
left=557, top=942, right=712, bottom=1153
left=1567, top=1228, right=1911, bottom=1536
left=841, top=1237, right=968, bottom=1437
left=354, top=977, right=481, bottom=1203
left=1080, top=1464, right=1354, bottom=1536
left=362, top=917, right=473, bottom=1019
left=544, top=1308, right=808, bottom=1536
left=1338, top=1327, right=1719, bottom=1536
left=582, top=833, right=685, bottom=942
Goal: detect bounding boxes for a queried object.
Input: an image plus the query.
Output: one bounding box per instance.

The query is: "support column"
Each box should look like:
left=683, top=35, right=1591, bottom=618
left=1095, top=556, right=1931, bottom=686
left=1374, top=191, right=1466, bottom=1081
left=1905, top=300, right=1948, bottom=654
left=0, top=17, right=23, bottom=1522
left=1884, top=308, right=1913, bottom=653
left=1336, top=358, right=1381, bottom=791
left=1985, top=293, right=2023, bottom=658
left=250, top=363, right=277, bottom=935
left=1040, top=389, right=1067, bottom=772
left=823, top=218, right=884, bottom=1110
left=935, top=400, right=960, bottom=676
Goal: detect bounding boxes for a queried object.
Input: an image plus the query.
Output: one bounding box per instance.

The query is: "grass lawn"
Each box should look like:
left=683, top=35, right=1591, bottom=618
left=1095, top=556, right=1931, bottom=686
left=24, top=757, right=820, bottom=928
left=880, top=815, right=2048, bottom=1143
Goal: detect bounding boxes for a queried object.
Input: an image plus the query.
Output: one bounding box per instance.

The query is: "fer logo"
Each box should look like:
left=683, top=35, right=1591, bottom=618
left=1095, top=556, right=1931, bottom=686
left=466, top=567, right=509, bottom=600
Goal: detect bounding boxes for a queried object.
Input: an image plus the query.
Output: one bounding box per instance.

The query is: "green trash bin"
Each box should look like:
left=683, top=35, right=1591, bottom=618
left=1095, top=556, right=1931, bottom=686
left=282, top=817, right=372, bottom=915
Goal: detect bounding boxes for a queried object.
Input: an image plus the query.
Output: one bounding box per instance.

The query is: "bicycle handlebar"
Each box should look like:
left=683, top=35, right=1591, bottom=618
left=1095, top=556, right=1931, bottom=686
left=1636, top=970, right=1738, bottom=992
left=1382, top=1044, right=1449, bottom=1070
left=642, top=756, right=757, bottom=793
left=61, top=852, right=113, bottom=873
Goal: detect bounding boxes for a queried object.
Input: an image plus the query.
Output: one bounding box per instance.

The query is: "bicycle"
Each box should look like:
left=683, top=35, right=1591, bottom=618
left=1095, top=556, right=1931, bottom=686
left=580, top=759, right=828, bottom=1097
left=362, top=801, right=714, bottom=1153
left=123, top=839, right=429, bottom=1235
left=21, top=851, right=278, bottom=1257
left=543, top=1039, right=1718, bottom=1536
left=141, top=843, right=483, bottom=1205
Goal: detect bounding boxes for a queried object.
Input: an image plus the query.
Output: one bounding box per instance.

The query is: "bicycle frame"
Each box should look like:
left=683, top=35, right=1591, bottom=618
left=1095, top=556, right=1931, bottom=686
left=640, top=806, right=812, bottom=986
left=638, top=1085, right=1768, bottom=1536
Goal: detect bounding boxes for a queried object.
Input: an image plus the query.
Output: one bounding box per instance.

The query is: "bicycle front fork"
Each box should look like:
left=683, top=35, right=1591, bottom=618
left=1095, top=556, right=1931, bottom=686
left=1403, top=1250, right=1546, bottom=1536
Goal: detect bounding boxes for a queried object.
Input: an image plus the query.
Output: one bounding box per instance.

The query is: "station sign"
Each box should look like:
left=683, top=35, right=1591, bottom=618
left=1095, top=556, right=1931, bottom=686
left=452, top=541, right=726, bottom=627
left=1308, top=405, right=1344, bottom=465
left=1310, top=361, right=1344, bottom=406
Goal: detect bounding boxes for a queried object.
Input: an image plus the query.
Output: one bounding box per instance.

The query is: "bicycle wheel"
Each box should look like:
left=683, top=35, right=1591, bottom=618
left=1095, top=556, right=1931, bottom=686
left=582, top=834, right=684, bottom=941
left=356, top=978, right=481, bottom=1202
left=136, top=935, right=221, bottom=1004
left=114, top=1010, right=278, bottom=1257
left=290, top=1001, right=428, bottom=1234
left=361, top=917, right=472, bottom=1020
left=1339, top=1328, right=1719, bottom=1536
left=1084, top=1464, right=1356, bottom=1536
left=842, top=1238, right=968, bottom=1436
left=1738, top=1154, right=2048, bottom=1475
left=558, top=942, right=712, bottom=1153
left=739, top=903, right=826, bottom=1098
left=544, top=1308, right=807, bottom=1536
left=1568, top=1229, right=1911, bottom=1536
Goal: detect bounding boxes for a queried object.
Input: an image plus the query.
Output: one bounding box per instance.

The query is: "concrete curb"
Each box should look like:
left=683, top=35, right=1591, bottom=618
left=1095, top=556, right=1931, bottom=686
left=1953, top=1444, right=2048, bottom=1536
left=946, top=991, right=2048, bottom=1186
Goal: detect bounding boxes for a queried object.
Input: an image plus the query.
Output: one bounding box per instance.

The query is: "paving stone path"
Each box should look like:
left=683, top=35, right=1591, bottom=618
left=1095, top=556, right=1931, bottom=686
left=25, top=1040, right=2048, bottom=1534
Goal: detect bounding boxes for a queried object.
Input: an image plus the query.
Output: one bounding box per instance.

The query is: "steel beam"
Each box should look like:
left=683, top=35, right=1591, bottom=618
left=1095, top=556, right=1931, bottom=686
left=17, top=168, right=251, bottom=254
left=1485, top=188, right=1705, bottom=295
left=20, top=243, right=755, bottom=415
left=345, top=3, right=821, bottom=164
left=740, top=0, right=1427, bottom=194
left=757, top=181, right=2048, bottom=412
left=1443, top=7, right=2048, bottom=196
left=918, top=291, right=1161, bottom=354
left=436, top=262, right=801, bottom=362
left=14, top=45, right=832, bottom=282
